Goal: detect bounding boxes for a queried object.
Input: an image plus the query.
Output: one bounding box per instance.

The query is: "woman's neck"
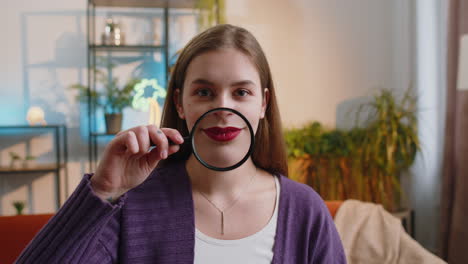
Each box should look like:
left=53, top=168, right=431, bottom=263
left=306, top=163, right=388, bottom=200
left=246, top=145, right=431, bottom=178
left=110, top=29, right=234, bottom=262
left=185, top=154, right=258, bottom=200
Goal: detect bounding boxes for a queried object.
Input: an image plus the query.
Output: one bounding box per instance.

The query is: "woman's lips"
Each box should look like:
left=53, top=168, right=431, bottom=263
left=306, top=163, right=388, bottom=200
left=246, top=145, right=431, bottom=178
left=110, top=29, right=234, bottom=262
left=202, top=126, right=241, bottom=142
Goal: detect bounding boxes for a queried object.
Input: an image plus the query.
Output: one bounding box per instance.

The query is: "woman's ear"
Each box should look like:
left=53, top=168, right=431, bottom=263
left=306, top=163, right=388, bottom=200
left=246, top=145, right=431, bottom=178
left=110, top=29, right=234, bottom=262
left=173, top=89, right=185, bottom=119
left=260, top=88, right=270, bottom=119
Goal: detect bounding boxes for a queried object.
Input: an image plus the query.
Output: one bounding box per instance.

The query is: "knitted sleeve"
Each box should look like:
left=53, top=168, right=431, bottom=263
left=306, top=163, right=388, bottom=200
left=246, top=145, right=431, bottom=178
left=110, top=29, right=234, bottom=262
left=308, top=199, right=347, bottom=264
left=15, top=174, right=127, bottom=264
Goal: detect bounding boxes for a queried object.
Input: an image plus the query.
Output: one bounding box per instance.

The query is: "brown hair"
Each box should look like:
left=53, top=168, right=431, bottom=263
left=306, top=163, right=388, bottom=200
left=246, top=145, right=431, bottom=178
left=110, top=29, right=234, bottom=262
left=158, top=24, right=288, bottom=176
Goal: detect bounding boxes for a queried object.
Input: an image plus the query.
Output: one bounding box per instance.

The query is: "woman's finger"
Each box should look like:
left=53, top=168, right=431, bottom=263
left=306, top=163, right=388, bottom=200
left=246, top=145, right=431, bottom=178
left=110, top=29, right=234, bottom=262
left=131, top=126, right=151, bottom=156
left=146, top=144, right=180, bottom=168
left=167, top=144, right=181, bottom=155
left=107, top=130, right=139, bottom=155
left=147, top=125, right=169, bottom=159
left=160, top=128, right=185, bottom=145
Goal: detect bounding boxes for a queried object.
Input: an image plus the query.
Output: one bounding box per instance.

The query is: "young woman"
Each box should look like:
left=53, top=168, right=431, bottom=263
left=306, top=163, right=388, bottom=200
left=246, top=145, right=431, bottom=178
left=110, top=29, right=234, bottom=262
left=16, top=24, right=346, bottom=264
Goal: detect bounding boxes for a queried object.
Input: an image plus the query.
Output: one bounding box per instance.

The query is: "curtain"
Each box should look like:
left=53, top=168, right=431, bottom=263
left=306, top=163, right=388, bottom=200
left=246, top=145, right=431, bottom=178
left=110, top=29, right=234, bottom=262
left=439, top=0, right=468, bottom=263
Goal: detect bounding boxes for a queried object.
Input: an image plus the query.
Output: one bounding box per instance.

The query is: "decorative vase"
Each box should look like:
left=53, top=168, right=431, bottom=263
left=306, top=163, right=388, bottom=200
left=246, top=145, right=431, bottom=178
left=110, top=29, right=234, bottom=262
left=105, top=113, right=123, bottom=134
left=101, top=18, right=125, bottom=46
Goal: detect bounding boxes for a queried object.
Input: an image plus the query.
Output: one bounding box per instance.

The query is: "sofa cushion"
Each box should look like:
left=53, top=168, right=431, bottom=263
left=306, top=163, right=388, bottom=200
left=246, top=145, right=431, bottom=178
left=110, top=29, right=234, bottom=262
left=0, top=214, right=54, bottom=263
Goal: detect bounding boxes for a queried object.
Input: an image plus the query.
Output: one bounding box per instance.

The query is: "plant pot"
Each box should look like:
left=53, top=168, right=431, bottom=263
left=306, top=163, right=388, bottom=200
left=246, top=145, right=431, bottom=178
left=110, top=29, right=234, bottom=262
left=105, top=113, right=123, bottom=134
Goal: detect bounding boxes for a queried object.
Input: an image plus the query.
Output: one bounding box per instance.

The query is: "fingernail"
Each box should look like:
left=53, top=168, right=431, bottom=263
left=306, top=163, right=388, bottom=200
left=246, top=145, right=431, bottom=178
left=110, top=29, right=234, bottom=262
left=162, top=150, right=168, bottom=159
left=177, top=135, right=184, bottom=142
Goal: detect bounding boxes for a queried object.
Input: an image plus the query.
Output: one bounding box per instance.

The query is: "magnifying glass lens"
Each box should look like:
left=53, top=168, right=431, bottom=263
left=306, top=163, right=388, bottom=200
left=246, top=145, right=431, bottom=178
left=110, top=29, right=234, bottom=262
left=162, top=108, right=254, bottom=171
left=191, top=108, right=254, bottom=171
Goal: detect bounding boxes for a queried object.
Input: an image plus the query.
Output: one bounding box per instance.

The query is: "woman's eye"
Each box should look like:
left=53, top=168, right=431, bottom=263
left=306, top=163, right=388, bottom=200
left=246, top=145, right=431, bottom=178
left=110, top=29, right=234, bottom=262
left=196, top=88, right=212, bottom=97
left=235, top=89, right=250, bottom=97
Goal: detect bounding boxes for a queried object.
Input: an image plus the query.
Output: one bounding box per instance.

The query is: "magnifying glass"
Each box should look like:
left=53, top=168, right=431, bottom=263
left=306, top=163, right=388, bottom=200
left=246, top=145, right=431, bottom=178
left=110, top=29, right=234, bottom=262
left=165, top=107, right=255, bottom=171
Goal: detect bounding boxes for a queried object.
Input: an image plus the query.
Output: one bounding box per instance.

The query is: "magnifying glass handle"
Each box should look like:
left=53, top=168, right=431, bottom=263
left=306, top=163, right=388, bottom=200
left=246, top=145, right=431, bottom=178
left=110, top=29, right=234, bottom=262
left=150, top=136, right=190, bottom=146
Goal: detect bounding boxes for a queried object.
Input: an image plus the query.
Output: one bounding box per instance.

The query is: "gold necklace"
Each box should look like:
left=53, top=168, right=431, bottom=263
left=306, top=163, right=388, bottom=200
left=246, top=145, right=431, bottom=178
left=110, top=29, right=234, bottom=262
left=196, top=168, right=257, bottom=235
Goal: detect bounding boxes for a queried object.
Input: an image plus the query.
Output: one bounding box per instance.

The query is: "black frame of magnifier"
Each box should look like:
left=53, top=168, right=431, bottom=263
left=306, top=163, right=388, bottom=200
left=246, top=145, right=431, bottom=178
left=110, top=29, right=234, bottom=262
left=190, top=107, right=255, bottom=171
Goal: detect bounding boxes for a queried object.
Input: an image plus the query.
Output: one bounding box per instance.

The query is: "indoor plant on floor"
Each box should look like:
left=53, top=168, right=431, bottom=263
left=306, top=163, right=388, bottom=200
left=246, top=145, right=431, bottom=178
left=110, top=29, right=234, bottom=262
left=285, top=88, right=419, bottom=211
left=70, top=70, right=139, bottom=134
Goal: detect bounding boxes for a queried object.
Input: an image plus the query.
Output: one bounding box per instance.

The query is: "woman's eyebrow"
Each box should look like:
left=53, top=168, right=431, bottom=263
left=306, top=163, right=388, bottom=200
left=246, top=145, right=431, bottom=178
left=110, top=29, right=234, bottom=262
left=230, top=80, right=255, bottom=87
left=191, top=78, right=214, bottom=86
left=190, top=78, right=255, bottom=87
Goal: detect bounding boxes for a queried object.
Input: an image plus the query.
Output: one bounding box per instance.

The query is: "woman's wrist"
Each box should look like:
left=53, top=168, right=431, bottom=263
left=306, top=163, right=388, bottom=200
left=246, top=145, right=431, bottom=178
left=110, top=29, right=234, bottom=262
left=90, top=176, right=123, bottom=203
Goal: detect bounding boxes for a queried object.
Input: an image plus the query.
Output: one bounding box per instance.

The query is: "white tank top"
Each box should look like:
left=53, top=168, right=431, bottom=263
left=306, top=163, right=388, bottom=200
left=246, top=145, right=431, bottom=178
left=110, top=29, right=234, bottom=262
left=194, top=176, right=280, bottom=264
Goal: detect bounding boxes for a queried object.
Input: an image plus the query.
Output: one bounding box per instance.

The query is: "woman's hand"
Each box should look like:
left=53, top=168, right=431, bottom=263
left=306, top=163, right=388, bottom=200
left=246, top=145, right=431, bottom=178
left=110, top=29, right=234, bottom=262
left=90, top=125, right=184, bottom=202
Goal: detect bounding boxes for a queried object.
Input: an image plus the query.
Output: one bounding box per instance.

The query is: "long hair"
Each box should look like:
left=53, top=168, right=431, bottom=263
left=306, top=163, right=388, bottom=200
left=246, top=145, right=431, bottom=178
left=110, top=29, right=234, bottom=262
left=158, top=24, right=288, bottom=177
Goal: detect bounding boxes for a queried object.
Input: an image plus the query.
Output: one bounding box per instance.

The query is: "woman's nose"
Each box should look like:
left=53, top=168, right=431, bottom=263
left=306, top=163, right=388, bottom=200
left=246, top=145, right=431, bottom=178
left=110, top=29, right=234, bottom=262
left=213, top=109, right=234, bottom=119
left=212, top=94, right=235, bottom=117
left=213, top=93, right=235, bottom=109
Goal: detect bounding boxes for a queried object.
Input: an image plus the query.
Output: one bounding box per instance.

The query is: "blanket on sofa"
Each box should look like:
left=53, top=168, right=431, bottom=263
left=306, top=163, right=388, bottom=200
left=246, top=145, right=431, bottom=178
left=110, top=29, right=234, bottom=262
left=334, top=200, right=445, bottom=264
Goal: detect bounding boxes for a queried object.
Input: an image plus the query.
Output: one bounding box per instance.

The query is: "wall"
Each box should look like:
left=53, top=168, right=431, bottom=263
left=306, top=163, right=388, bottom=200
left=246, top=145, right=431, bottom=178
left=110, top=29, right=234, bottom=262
left=226, top=0, right=410, bottom=128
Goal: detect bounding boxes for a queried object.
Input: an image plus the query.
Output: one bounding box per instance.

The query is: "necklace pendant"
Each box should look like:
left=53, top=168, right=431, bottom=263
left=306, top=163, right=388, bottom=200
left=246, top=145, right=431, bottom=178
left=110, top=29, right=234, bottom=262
left=221, top=211, right=224, bottom=235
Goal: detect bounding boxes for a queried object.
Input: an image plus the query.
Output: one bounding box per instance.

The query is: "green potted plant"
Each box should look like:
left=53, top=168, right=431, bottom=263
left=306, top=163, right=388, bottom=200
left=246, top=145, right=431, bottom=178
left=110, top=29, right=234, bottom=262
left=357, top=88, right=419, bottom=210
left=12, top=201, right=26, bottom=215
left=70, top=69, right=139, bottom=134
left=195, top=0, right=226, bottom=30
left=284, top=88, right=419, bottom=211
left=9, top=152, right=21, bottom=168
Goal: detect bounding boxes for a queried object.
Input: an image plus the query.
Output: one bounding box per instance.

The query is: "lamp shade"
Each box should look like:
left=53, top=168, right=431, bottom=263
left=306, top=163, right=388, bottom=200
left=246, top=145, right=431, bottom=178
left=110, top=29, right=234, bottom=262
left=26, top=106, right=46, bottom=125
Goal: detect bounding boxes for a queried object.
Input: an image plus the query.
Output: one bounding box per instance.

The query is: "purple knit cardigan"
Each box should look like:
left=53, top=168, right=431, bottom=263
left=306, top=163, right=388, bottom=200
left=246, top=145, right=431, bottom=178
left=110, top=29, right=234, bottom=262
left=15, top=161, right=346, bottom=263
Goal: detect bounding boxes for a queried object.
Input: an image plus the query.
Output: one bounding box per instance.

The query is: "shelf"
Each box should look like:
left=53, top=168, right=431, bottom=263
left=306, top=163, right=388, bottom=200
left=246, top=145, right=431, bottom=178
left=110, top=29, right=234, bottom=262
left=0, top=164, right=66, bottom=174
left=90, top=44, right=165, bottom=52
left=90, top=0, right=197, bottom=9
left=0, top=125, right=65, bottom=129
left=0, top=125, right=68, bottom=210
left=86, top=0, right=210, bottom=172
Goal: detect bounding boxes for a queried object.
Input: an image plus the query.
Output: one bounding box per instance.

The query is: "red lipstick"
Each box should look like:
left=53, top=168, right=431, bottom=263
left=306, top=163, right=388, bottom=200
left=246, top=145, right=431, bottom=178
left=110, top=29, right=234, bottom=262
left=203, top=127, right=241, bottom=142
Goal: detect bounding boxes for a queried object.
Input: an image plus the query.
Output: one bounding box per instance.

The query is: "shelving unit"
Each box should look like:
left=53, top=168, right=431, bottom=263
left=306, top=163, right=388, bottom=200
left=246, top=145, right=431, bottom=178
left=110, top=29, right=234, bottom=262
left=0, top=164, right=66, bottom=173
left=86, top=0, right=220, bottom=170
left=0, top=125, right=68, bottom=210
left=89, top=44, right=165, bottom=52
